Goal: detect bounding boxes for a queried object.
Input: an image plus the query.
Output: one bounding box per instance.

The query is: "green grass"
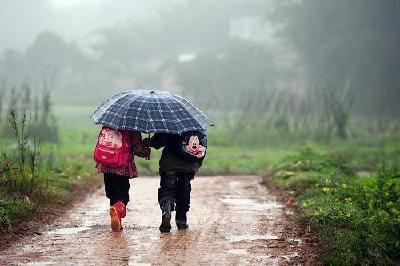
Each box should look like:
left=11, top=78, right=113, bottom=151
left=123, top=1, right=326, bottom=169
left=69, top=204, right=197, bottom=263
left=267, top=141, right=400, bottom=265
left=0, top=127, right=99, bottom=229
left=0, top=191, right=36, bottom=230
left=200, top=146, right=295, bottom=175
left=53, top=126, right=299, bottom=176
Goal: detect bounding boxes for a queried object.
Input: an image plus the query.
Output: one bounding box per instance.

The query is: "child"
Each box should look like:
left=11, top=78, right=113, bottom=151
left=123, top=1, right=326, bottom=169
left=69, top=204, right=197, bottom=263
left=95, top=129, right=150, bottom=232
left=148, top=131, right=206, bottom=233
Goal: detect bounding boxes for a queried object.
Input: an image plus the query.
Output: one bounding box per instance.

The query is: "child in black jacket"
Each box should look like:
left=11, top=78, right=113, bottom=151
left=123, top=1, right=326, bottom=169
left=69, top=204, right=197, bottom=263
left=147, top=131, right=206, bottom=233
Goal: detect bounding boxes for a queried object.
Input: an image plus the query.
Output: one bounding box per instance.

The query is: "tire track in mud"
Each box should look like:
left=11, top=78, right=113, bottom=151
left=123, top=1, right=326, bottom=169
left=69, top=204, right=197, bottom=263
left=0, top=176, right=319, bottom=265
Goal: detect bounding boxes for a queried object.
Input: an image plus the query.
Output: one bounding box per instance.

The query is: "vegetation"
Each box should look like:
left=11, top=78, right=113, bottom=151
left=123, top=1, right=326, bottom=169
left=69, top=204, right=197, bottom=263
left=0, top=88, right=86, bottom=230
left=0, top=129, right=95, bottom=230
left=267, top=141, right=400, bottom=265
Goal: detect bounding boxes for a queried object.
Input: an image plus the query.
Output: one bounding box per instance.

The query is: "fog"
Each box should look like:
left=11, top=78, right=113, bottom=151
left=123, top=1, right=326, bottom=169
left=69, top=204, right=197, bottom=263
left=0, top=0, right=167, bottom=53
left=0, top=0, right=399, bottom=141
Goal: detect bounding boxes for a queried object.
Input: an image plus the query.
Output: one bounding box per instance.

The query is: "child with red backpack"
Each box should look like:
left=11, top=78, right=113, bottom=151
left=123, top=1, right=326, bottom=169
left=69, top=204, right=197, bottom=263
left=94, top=127, right=150, bottom=232
left=147, top=130, right=207, bottom=233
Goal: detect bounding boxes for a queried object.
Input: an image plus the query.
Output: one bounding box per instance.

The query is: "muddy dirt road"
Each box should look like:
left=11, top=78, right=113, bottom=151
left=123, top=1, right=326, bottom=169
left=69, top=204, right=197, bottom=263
left=0, top=176, right=318, bottom=265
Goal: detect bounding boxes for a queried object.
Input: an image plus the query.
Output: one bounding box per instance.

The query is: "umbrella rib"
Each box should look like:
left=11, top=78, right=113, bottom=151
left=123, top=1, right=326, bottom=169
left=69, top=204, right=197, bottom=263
left=158, top=96, right=172, bottom=133
left=108, top=94, right=133, bottom=130
left=132, top=95, right=148, bottom=132
left=145, top=94, right=153, bottom=133
left=170, top=96, right=204, bottom=131
left=91, top=90, right=132, bottom=122
left=164, top=96, right=186, bottom=134
left=154, top=94, right=168, bottom=133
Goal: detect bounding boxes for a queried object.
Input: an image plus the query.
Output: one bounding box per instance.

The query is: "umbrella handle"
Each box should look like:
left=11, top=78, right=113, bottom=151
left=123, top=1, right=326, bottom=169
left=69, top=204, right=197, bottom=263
left=146, top=133, right=151, bottom=160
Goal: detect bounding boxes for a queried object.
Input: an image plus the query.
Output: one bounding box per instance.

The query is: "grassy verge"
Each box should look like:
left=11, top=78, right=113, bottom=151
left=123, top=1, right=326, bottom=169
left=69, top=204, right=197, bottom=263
left=0, top=192, right=35, bottom=231
left=0, top=130, right=98, bottom=232
left=266, top=141, right=400, bottom=265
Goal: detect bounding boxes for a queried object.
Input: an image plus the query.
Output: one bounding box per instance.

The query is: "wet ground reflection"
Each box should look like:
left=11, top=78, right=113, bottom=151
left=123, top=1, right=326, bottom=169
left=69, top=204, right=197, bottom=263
left=1, top=176, right=309, bottom=265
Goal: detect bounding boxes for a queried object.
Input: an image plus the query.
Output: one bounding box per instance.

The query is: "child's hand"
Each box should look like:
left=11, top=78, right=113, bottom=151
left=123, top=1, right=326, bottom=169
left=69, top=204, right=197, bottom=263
left=144, top=146, right=151, bottom=160
left=142, top=138, right=150, bottom=147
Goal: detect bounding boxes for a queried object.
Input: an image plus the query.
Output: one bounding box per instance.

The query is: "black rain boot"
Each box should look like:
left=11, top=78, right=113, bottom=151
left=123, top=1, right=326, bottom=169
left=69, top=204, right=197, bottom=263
left=176, top=211, right=188, bottom=230
left=159, top=200, right=172, bottom=233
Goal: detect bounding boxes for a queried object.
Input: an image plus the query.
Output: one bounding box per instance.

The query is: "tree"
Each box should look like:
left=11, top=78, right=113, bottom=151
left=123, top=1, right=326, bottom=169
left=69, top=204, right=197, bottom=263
left=276, top=0, right=400, bottom=117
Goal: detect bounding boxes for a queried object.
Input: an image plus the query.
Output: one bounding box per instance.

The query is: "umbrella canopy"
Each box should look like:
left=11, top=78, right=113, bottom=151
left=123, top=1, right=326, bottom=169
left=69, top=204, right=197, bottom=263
left=91, top=90, right=212, bottom=134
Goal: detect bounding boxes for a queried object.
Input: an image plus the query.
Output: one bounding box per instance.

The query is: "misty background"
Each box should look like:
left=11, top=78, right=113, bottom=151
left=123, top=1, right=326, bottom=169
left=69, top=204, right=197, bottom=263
left=0, top=0, right=399, bottom=144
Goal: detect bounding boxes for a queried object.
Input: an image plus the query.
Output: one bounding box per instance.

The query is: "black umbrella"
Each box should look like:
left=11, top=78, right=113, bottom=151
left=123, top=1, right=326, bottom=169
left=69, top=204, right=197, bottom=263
left=91, top=90, right=212, bottom=134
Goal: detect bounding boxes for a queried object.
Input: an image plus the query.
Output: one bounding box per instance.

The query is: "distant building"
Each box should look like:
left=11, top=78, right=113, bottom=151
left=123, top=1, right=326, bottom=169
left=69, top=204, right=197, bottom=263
left=229, top=16, right=275, bottom=44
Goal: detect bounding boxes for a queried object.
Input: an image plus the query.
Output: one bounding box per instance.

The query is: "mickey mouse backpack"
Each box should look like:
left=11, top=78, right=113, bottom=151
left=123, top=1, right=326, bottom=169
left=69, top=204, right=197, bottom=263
left=93, top=126, right=132, bottom=167
left=175, top=130, right=207, bottom=163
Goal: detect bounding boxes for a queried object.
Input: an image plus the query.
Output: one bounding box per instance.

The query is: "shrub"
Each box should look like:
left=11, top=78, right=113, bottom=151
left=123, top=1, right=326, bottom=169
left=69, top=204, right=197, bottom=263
left=271, top=150, right=400, bottom=265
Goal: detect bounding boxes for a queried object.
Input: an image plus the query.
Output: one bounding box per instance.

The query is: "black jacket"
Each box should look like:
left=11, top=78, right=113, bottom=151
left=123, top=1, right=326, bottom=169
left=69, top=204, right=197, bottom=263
left=150, top=133, right=201, bottom=174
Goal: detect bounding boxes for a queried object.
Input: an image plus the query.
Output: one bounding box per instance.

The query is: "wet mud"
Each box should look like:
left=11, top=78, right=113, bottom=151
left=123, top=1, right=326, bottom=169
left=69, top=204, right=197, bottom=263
left=0, top=176, right=319, bottom=265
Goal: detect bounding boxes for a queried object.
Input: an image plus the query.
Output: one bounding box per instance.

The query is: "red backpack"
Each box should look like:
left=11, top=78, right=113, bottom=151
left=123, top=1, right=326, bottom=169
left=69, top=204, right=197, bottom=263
left=94, top=126, right=132, bottom=168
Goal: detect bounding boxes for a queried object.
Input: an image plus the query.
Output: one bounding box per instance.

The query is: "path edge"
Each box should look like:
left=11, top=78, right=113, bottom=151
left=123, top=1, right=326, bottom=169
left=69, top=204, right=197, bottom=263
left=0, top=175, right=103, bottom=252
left=260, top=172, right=325, bottom=265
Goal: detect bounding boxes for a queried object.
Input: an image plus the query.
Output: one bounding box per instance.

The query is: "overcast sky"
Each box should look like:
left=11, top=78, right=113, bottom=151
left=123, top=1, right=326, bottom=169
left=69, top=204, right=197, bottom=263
left=0, top=0, right=170, bottom=54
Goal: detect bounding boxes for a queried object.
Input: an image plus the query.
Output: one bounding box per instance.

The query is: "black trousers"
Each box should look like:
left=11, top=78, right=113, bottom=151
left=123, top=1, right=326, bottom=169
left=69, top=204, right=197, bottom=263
left=158, top=171, right=193, bottom=213
left=104, top=173, right=130, bottom=206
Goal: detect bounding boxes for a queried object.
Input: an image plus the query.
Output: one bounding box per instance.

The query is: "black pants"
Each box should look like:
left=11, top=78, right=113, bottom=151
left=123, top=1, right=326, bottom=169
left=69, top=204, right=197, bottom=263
left=104, top=173, right=130, bottom=206
left=158, top=171, right=193, bottom=213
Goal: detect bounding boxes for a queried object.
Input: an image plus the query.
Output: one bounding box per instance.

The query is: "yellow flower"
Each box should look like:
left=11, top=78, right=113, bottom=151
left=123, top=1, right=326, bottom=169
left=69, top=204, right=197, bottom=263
left=321, top=187, right=330, bottom=192
left=341, top=183, right=348, bottom=189
left=345, top=197, right=352, bottom=202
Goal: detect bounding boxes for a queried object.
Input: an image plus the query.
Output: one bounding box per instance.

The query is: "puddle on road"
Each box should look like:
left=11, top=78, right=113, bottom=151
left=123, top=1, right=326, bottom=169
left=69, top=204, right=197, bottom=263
left=25, top=262, right=57, bottom=265
left=229, top=180, right=247, bottom=190
left=221, top=179, right=283, bottom=214
left=226, top=249, right=249, bottom=255
left=220, top=196, right=283, bottom=213
left=228, top=233, right=280, bottom=243
left=70, top=207, right=108, bottom=228
left=47, top=226, right=90, bottom=235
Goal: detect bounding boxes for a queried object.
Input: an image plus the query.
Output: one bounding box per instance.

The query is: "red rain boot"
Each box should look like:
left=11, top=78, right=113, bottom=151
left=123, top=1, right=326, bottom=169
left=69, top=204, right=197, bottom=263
left=110, top=201, right=126, bottom=232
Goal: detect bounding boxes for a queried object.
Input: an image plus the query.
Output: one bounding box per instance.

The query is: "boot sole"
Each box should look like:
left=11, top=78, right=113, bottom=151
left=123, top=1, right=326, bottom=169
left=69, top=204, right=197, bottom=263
left=110, top=206, right=122, bottom=232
